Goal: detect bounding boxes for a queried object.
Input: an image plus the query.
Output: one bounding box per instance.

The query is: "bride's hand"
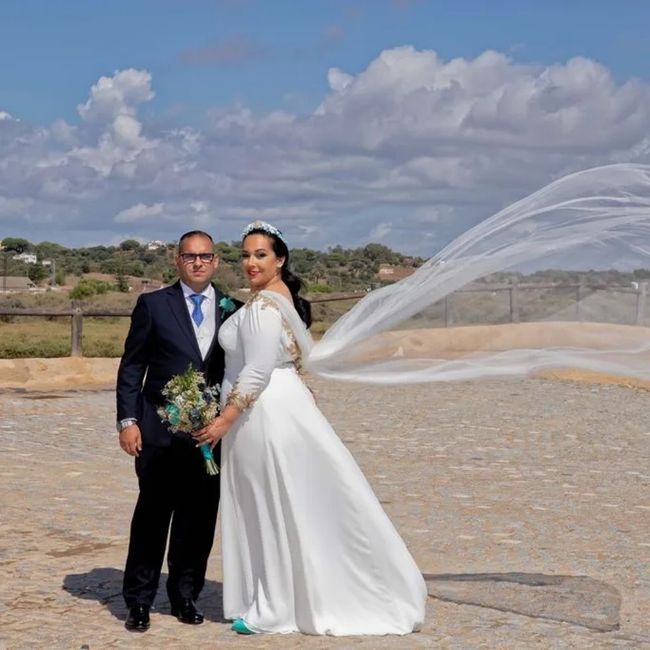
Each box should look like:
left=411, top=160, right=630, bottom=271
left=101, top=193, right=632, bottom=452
left=193, top=416, right=231, bottom=449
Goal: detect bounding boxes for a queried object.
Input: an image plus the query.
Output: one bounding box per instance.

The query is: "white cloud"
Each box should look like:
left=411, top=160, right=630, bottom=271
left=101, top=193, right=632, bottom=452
left=369, top=221, right=393, bottom=241
left=114, top=202, right=165, bottom=223
left=2, top=50, right=650, bottom=253
left=0, top=196, right=33, bottom=217
left=326, top=68, right=353, bottom=93
left=50, top=119, right=77, bottom=145
left=190, top=200, right=209, bottom=213
left=64, top=70, right=157, bottom=178
left=77, top=69, right=154, bottom=123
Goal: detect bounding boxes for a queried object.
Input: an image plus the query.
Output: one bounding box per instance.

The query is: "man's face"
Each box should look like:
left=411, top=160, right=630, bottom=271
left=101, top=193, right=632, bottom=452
left=175, top=235, right=220, bottom=290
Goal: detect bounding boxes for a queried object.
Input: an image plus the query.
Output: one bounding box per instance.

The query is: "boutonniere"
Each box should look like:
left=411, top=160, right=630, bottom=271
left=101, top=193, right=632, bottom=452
left=219, top=296, right=237, bottom=321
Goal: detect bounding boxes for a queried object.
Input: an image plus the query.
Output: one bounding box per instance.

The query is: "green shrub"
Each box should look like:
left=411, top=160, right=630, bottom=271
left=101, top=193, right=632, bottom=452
left=308, top=283, right=334, bottom=293
left=0, top=297, right=24, bottom=323
left=0, top=338, right=70, bottom=358
left=70, top=278, right=111, bottom=300
left=84, top=338, right=123, bottom=357
left=115, top=274, right=130, bottom=292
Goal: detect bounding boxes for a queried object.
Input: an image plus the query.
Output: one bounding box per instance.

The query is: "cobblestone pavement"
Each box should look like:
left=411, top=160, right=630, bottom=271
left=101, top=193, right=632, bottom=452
left=1, top=377, right=649, bottom=649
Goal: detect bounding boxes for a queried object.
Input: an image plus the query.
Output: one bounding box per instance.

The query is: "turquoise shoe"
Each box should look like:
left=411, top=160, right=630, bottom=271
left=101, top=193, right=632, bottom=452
left=231, top=618, right=255, bottom=634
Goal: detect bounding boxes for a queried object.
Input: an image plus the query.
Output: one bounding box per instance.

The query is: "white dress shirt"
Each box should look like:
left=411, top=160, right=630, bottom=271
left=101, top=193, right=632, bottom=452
left=180, top=281, right=216, bottom=360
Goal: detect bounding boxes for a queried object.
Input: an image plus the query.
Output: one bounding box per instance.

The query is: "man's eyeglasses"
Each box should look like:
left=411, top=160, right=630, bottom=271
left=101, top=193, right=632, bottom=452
left=179, top=253, right=216, bottom=264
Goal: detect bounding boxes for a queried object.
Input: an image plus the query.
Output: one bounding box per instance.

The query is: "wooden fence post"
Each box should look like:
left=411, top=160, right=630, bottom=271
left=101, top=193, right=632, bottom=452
left=576, top=282, right=583, bottom=321
left=71, top=307, right=83, bottom=357
left=509, top=285, right=519, bottom=323
left=635, top=282, right=647, bottom=326
left=444, top=295, right=451, bottom=327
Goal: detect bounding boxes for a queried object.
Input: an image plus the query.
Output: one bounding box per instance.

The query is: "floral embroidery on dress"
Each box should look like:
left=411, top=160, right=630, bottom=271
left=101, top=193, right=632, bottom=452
left=286, top=335, right=304, bottom=375
left=247, top=292, right=305, bottom=374
left=226, top=383, right=257, bottom=410
left=248, top=292, right=276, bottom=311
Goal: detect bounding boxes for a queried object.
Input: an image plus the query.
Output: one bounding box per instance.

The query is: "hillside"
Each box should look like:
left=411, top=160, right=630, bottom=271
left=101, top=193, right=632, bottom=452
left=0, top=237, right=423, bottom=294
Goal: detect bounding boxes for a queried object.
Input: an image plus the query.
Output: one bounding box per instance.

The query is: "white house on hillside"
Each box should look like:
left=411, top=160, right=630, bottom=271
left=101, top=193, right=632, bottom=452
left=13, top=252, right=37, bottom=264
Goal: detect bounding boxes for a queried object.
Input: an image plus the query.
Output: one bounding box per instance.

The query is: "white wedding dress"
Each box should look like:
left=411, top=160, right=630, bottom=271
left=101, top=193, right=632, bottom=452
left=218, top=290, right=427, bottom=635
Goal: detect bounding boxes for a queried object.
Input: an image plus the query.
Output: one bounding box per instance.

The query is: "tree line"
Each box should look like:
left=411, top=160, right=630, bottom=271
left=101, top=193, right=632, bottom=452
left=0, top=237, right=423, bottom=293
left=4, top=235, right=649, bottom=296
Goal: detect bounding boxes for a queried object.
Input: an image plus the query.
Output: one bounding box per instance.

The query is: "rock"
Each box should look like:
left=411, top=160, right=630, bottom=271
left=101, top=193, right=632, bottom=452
left=425, top=572, right=621, bottom=632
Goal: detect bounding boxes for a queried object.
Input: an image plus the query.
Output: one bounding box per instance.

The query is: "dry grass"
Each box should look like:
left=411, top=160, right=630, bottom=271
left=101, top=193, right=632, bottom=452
left=0, top=290, right=137, bottom=357
left=537, top=368, right=650, bottom=392
left=0, top=317, right=130, bottom=358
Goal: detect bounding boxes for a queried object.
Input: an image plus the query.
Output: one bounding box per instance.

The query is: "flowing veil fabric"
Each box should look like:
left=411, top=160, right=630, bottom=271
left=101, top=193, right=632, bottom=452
left=284, top=164, right=650, bottom=384
left=219, top=165, right=650, bottom=636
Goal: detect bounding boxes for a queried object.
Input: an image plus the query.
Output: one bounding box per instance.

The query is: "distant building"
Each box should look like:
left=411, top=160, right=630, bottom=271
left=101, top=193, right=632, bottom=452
left=0, top=276, right=35, bottom=292
left=132, top=278, right=165, bottom=293
left=146, top=240, right=167, bottom=251
left=375, top=264, right=415, bottom=282
left=12, top=252, right=37, bottom=264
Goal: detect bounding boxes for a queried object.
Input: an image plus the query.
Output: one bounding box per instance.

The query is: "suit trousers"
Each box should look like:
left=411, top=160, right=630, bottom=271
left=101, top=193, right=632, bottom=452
left=122, top=436, right=221, bottom=607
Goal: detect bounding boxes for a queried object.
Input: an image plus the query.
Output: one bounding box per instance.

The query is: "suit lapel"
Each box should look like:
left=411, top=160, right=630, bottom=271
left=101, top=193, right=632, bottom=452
left=167, top=281, right=203, bottom=361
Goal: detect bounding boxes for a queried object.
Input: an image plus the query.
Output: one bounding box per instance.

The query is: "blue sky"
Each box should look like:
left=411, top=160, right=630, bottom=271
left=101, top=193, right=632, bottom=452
left=4, top=0, right=650, bottom=125
left=2, top=0, right=650, bottom=252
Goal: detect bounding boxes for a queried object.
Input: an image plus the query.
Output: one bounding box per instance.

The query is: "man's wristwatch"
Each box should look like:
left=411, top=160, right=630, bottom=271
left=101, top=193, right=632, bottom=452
left=117, top=418, right=138, bottom=432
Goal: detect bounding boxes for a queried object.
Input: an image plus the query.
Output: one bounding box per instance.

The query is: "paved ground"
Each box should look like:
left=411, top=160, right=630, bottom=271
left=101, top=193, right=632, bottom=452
left=1, top=376, right=649, bottom=649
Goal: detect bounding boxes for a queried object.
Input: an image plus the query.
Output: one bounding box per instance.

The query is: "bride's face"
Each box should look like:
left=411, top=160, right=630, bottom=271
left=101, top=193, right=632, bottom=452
left=241, top=233, right=285, bottom=290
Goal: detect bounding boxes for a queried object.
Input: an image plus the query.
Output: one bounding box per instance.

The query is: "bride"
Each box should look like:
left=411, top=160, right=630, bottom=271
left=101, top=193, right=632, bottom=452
left=194, top=220, right=427, bottom=636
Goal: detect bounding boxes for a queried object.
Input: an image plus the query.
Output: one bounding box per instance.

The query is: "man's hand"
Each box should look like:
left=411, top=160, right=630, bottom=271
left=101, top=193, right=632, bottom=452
left=192, top=416, right=232, bottom=449
left=119, top=424, right=143, bottom=457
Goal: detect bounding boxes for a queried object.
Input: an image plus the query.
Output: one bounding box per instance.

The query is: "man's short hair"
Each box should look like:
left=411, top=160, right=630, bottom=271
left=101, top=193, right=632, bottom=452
left=178, top=230, right=214, bottom=250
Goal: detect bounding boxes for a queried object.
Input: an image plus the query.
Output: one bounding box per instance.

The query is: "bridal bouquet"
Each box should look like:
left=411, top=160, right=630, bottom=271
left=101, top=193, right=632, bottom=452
left=157, top=365, right=221, bottom=475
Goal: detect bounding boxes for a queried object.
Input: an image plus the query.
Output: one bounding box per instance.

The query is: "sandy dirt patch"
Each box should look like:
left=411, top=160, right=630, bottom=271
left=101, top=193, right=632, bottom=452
left=358, top=321, right=650, bottom=357
left=1, top=321, right=649, bottom=391
left=0, top=357, right=119, bottom=391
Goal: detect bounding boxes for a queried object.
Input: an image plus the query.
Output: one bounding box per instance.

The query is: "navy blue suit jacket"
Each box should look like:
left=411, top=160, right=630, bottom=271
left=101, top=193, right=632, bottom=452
left=116, top=281, right=237, bottom=447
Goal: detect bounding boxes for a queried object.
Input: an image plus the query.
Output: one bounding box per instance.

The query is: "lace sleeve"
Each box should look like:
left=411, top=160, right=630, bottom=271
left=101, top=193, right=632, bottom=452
left=226, top=294, right=283, bottom=410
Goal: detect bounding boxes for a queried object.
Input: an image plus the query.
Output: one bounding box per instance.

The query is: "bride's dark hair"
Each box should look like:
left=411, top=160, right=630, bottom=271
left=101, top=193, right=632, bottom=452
left=243, top=228, right=312, bottom=328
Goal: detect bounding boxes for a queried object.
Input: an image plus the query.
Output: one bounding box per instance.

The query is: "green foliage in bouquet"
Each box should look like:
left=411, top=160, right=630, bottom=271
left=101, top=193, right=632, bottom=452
left=157, top=365, right=221, bottom=475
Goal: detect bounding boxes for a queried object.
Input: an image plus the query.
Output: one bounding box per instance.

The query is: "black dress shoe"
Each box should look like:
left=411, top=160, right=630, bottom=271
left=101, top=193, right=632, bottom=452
left=171, top=598, right=204, bottom=625
left=125, top=604, right=150, bottom=632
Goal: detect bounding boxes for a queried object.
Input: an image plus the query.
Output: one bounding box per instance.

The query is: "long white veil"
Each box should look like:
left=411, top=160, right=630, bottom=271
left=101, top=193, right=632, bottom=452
left=298, top=163, right=650, bottom=383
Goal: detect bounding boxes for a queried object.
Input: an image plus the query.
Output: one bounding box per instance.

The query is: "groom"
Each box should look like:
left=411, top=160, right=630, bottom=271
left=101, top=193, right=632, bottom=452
left=116, top=230, right=238, bottom=632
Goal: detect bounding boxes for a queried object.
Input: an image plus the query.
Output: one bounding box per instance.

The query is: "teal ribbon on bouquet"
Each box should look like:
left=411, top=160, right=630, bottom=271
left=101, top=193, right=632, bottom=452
left=164, top=403, right=219, bottom=475
left=199, top=443, right=218, bottom=475
left=164, top=403, right=181, bottom=427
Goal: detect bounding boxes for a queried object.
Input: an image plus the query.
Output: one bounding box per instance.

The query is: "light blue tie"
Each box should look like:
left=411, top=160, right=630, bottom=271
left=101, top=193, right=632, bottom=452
left=189, top=293, right=205, bottom=327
